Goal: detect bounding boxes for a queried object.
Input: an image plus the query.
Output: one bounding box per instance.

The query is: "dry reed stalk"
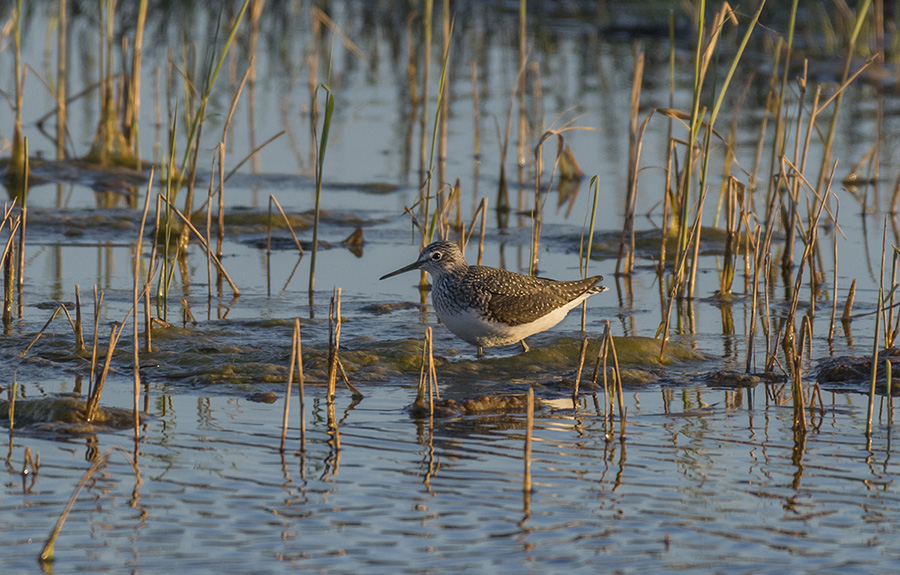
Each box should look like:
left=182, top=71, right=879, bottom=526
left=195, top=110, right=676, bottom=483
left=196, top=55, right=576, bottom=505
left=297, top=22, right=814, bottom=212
left=19, top=305, right=63, bottom=358
left=132, top=171, right=154, bottom=440
left=888, top=250, right=900, bottom=348
left=246, top=0, right=262, bottom=175
left=160, top=197, right=240, bottom=296
left=891, top=169, right=900, bottom=214
left=615, top=46, right=644, bottom=277
left=418, top=0, right=433, bottom=180
left=86, top=319, right=124, bottom=422
left=879, top=218, right=890, bottom=348
left=2, top=217, right=19, bottom=327
left=791, top=316, right=810, bottom=433
left=125, top=0, right=148, bottom=164
left=326, top=400, right=341, bottom=461
left=842, top=278, right=857, bottom=322
left=461, top=197, right=487, bottom=258
left=523, top=387, right=534, bottom=494
left=828, top=217, right=840, bottom=343
left=16, top=139, right=28, bottom=294
left=477, top=199, right=488, bottom=265
left=452, top=180, right=462, bottom=237
left=267, top=195, right=304, bottom=256
left=281, top=320, right=300, bottom=452
left=326, top=287, right=342, bottom=403
left=94, top=300, right=137, bottom=405
left=745, top=226, right=770, bottom=373
left=658, top=140, right=676, bottom=275
left=7, top=376, right=16, bottom=431
left=437, top=0, right=450, bottom=190
left=471, top=60, right=481, bottom=159
left=8, top=0, right=25, bottom=187
left=416, top=327, right=429, bottom=410
left=74, top=284, right=84, bottom=353
left=56, top=0, right=67, bottom=159
left=516, top=0, right=527, bottom=171
left=39, top=447, right=138, bottom=564
left=887, top=359, right=893, bottom=427
left=415, top=327, right=439, bottom=415
left=720, top=179, right=736, bottom=293
left=589, top=324, right=614, bottom=433
left=427, top=328, right=436, bottom=414
left=221, top=131, right=286, bottom=185
left=296, top=319, right=306, bottom=452
left=205, top=154, right=216, bottom=302
left=338, top=358, right=363, bottom=399
left=572, top=337, right=589, bottom=405
left=22, top=446, right=38, bottom=478
left=88, top=287, right=103, bottom=397
left=867, top=287, right=884, bottom=439
left=780, top=163, right=836, bottom=362
left=178, top=299, right=196, bottom=326
left=606, top=322, right=625, bottom=433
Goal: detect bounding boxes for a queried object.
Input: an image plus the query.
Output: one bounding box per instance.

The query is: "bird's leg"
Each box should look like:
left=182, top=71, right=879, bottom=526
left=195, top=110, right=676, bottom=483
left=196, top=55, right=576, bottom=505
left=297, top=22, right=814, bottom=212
left=477, top=346, right=484, bottom=358
left=521, top=339, right=530, bottom=353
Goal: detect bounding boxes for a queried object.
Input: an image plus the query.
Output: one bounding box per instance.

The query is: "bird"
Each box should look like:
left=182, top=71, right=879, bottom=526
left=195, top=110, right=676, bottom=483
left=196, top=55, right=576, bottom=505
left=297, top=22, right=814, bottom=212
left=379, top=240, right=606, bottom=356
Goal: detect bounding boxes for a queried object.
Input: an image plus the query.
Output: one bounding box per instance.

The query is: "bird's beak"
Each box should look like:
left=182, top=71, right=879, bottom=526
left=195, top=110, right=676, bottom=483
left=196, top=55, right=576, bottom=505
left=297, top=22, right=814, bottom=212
left=379, top=260, right=421, bottom=280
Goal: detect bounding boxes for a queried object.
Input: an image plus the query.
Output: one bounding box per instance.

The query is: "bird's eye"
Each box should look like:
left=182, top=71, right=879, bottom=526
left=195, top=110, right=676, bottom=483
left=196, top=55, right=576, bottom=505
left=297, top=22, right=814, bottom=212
left=431, top=252, right=442, bottom=260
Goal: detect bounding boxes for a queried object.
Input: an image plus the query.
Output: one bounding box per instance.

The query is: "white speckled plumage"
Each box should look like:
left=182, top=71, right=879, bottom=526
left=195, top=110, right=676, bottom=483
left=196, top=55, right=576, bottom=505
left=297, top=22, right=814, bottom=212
left=380, top=241, right=606, bottom=353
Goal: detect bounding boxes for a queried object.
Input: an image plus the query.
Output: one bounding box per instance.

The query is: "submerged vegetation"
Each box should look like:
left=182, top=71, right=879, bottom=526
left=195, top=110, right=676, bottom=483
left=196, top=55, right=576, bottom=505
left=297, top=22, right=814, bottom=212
left=3, top=0, right=900, bottom=571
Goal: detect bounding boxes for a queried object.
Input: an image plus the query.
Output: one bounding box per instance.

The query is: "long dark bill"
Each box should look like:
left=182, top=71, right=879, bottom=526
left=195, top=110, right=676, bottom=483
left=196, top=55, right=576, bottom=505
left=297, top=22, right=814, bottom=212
left=379, top=260, right=421, bottom=280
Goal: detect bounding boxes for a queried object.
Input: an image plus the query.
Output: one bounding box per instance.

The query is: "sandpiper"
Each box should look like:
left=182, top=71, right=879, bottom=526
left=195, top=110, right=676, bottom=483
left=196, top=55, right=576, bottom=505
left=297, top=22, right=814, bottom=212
left=379, top=240, right=607, bottom=355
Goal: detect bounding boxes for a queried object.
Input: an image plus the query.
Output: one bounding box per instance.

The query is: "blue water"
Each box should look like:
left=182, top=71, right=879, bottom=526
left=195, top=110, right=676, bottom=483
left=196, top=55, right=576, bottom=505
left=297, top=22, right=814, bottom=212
left=3, top=1, right=900, bottom=574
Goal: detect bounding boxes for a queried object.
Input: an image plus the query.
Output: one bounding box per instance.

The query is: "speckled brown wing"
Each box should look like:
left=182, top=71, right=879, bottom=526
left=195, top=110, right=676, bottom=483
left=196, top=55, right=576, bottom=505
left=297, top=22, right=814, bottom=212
left=463, top=266, right=603, bottom=326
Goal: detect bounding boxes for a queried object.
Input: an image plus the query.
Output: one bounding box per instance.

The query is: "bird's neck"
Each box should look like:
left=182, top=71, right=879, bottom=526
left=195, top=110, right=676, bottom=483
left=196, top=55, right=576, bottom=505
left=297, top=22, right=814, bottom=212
left=432, top=265, right=467, bottom=286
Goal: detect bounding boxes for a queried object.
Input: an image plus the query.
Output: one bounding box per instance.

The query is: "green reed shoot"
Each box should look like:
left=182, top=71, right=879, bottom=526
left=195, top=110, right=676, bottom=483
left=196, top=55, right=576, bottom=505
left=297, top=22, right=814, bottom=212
left=418, top=0, right=433, bottom=179
left=424, top=19, right=454, bottom=245
left=580, top=176, right=600, bottom=330
left=158, top=106, right=179, bottom=320
left=308, top=83, right=334, bottom=312
left=686, top=1, right=764, bottom=297
left=816, top=0, right=872, bottom=193
left=171, top=0, right=250, bottom=204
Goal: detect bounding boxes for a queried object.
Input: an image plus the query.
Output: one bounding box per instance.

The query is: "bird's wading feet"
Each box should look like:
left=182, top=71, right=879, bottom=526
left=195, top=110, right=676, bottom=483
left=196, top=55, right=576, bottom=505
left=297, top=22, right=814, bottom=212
left=521, top=339, right=530, bottom=353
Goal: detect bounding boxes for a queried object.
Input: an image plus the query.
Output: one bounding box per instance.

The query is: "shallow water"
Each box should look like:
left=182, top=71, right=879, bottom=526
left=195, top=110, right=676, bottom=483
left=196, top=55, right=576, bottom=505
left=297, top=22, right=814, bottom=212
left=3, top=1, right=900, bottom=574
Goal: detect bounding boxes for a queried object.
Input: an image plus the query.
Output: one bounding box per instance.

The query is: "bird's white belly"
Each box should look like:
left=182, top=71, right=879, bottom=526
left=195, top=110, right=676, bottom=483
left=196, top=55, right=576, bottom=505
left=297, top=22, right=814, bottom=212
left=436, top=297, right=586, bottom=348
